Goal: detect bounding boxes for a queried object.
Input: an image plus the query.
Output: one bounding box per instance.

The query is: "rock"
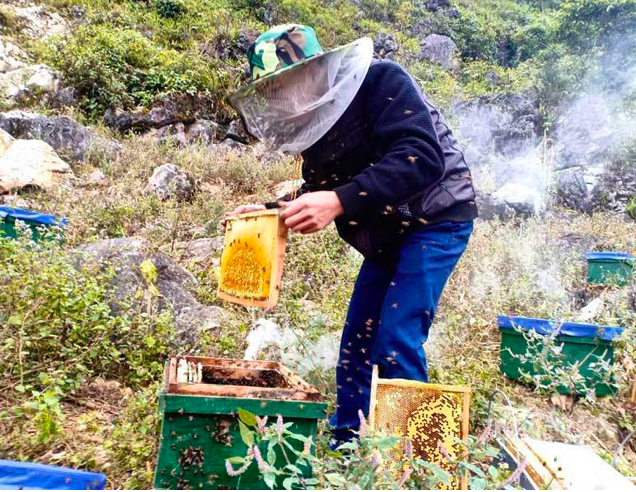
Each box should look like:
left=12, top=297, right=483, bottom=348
left=171, top=237, right=223, bottom=264
left=554, top=167, right=591, bottom=214
left=443, top=7, right=460, bottom=18
left=219, top=138, right=247, bottom=150
left=0, top=64, right=60, bottom=106
left=373, top=33, right=399, bottom=60
left=0, top=5, right=67, bottom=39
left=49, top=86, right=77, bottom=108
left=104, top=95, right=200, bottom=133
left=225, top=119, right=250, bottom=144
left=411, top=19, right=432, bottom=38
left=589, top=159, right=636, bottom=215
left=0, top=132, right=74, bottom=193
left=0, top=125, right=12, bottom=154
left=185, top=119, right=217, bottom=144
left=418, top=34, right=458, bottom=68
left=236, top=29, right=258, bottom=54
left=0, top=110, right=103, bottom=163
left=455, top=93, right=540, bottom=158
left=424, top=0, right=450, bottom=11
left=75, top=238, right=226, bottom=341
left=272, top=180, right=297, bottom=198
left=0, top=37, right=26, bottom=73
left=147, top=163, right=196, bottom=201
left=85, top=170, right=106, bottom=186
left=475, top=190, right=514, bottom=221
left=493, top=182, right=544, bottom=217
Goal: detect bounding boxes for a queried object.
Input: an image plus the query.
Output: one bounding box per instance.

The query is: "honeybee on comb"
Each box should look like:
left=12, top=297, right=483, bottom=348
left=217, top=209, right=288, bottom=308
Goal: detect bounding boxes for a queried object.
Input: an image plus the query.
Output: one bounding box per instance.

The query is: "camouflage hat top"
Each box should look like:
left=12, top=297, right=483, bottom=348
left=247, top=24, right=324, bottom=81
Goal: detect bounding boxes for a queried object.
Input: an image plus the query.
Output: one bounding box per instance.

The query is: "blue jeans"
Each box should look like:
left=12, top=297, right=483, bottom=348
left=329, top=220, right=474, bottom=442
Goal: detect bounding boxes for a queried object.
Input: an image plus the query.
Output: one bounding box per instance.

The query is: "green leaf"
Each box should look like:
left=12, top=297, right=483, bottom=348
left=282, top=477, right=296, bottom=490
left=263, top=471, right=277, bottom=490
left=8, top=314, right=22, bottom=325
left=284, top=464, right=302, bottom=474
left=239, top=421, right=254, bottom=447
left=470, top=477, right=487, bottom=490
left=267, top=446, right=276, bottom=466
left=463, top=462, right=485, bottom=477
left=227, top=456, right=245, bottom=464
left=15, top=384, right=26, bottom=393
left=238, top=408, right=257, bottom=427
left=325, top=473, right=346, bottom=486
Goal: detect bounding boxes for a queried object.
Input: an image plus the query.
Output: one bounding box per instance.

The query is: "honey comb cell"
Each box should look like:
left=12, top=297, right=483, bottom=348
left=217, top=210, right=287, bottom=308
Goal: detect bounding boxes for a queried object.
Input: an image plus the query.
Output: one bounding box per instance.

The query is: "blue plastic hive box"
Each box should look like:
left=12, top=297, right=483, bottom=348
left=0, top=459, right=106, bottom=490
left=0, top=206, right=68, bottom=243
left=498, top=315, right=624, bottom=396
left=587, top=252, right=634, bottom=286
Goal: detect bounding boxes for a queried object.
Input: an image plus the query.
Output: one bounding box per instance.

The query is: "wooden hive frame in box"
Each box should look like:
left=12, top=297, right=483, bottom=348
left=217, top=209, right=288, bottom=308
left=369, top=365, right=470, bottom=490
left=165, top=356, right=323, bottom=402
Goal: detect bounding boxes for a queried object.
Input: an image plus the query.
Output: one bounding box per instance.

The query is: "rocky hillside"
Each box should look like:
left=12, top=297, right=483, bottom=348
left=0, top=0, right=635, bottom=489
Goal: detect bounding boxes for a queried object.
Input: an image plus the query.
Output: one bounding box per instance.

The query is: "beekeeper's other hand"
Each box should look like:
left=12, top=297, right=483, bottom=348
left=279, top=191, right=344, bottom=234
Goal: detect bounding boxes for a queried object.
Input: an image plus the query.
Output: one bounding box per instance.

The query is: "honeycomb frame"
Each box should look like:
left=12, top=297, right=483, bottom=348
left=217, top=209, right=288, bottom=308
left=369, top=365, right=470, bottom=490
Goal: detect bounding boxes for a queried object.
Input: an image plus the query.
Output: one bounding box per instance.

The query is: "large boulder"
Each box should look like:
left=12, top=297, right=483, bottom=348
left=142, top=119, right=218, bottom=146
left=147, top=163, right=196, bottom=201
left=0, top=64, right=60, bottom=107
left=0, top=110, right=110, bottom=163
left=76, top=238, right=226, bottom=341
left=0, top=37, right=26, bottom=73
left=553, top=167, right=591, bottom=214
left=0, top=5, right=68, bottom=39
left=0, top=129, right=74, bottom=193
left=75, top=238, right=226, bottom=341
left=104, top=95, right=201, bottom=133
left=374, top=33, right=399, bottom=60
left=418, top=34, right=458, bottom=68
left=455, top=93, right=540, bottom=160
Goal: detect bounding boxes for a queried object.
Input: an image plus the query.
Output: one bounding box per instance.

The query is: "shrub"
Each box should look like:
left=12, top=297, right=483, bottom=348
left=38, top=25, right=223, bottom=116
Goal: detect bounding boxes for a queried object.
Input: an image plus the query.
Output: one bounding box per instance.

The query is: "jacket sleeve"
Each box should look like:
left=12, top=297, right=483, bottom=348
left=333, top=63, right=445, bottom=217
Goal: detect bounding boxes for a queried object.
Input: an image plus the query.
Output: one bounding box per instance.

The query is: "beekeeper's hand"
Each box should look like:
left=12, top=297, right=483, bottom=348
left=279, top=191, right=344, bottom=234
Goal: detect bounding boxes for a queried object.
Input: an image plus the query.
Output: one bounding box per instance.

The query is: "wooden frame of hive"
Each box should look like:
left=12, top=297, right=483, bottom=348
left=369, top=365, right=470, bottom=490
left=217, top=209, right=288, bottom=308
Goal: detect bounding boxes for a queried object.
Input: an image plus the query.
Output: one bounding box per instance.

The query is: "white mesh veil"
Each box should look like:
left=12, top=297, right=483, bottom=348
left=229, top=37, right=374, bottom=155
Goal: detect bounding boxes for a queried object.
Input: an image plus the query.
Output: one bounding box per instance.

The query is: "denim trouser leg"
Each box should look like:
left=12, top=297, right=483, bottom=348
left=329, top=221, right=474, bottom=442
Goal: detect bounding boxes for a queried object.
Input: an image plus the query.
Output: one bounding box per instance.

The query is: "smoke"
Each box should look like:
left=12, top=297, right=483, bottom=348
left=454, top=39, right=636, bottom=215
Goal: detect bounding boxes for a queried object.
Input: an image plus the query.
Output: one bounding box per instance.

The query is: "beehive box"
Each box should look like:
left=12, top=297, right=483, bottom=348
left=369, top=366, right=470, bottom=490
left=0, top=206, right=68, bottom=243
left=498, top=315, right=623, bottom=396
left=587, top=252, right=634, bottom=286
left=218, top=210, right=287, bottom=308
left=155, top=357, right=327, bottom=490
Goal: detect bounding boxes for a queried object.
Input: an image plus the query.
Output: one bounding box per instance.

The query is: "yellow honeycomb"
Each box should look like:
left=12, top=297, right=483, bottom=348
left=371, top=377, right=470, bottom=490
left=218, top=210, right=286, bottom=306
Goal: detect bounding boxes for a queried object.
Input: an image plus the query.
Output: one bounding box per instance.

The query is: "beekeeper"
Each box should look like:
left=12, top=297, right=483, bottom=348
left=227, top=24, right=478, bottom=446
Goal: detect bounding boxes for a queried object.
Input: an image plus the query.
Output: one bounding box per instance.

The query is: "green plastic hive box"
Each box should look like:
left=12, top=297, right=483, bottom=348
left=155, top=357, right=327, bottom=490
left=498, top=316, right=623, bottom=396
left=0, top=206, right=68, bottom=243
left=587, top=252, right=634, bottom=286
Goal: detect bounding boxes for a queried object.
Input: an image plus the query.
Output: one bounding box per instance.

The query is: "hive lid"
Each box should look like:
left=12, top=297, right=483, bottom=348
left=497, top=315, right=623, bottom=341
left=586, top=251, right=634, bottom=263
left=0, top=206, right=68, bottom=227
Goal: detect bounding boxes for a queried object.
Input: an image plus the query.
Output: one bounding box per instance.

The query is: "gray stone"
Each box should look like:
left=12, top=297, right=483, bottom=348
left=148, top=163, right=196, bottom=201
left=0, top=64, right=60, bottom=107
left=104, top=95, right=200, bottom=133
left=554, top=167, right=591, bottom=214
left=185, top=119, right=217, bottom=144
left=0, top=110, right=111, bottom=163
left=425, top=0, right=450, bottom=11
left=225, top=119, right=250, bottom=143
left=0, top=5, right=67, bottom=39
left=418, top=34, right=458, bottom=68
left=494, top=182, right=544, bottom=217
left=0, top=37, right=26, bottom=73
left=236, top=29, right=258, bottom=54
left=475, top=190, right=514, bottom=221
left=171, top=237, right=223, bottom=264
left=454, top=93, right=540, bottom=158
left=373, top=33, right=399, bottom=60
left=219, top=137, right=247, bottom=150
left=75, top=238, right=226, bottom=341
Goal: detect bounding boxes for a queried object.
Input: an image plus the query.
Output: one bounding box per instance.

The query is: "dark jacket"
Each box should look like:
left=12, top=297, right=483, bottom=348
left=268, top=59, right=478, bottom=261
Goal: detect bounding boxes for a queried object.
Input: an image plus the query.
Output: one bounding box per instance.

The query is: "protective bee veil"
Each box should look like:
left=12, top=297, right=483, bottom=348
left=230, top=37, right=374, bottom=155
